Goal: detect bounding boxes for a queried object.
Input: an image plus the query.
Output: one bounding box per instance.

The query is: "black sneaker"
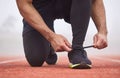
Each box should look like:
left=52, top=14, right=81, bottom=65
left=46, top=47, right=57, bottom=65
left=68, top=49, right=92, bottom=69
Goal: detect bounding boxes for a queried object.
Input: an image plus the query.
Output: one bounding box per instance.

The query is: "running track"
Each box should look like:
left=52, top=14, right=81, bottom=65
left=0, top=54, right=120, bottom=78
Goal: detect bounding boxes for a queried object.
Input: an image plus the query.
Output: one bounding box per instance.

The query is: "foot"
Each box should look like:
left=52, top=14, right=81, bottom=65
left=46, top=47, right=57, bottom=65
left=68, top=49, right=92, bottom=69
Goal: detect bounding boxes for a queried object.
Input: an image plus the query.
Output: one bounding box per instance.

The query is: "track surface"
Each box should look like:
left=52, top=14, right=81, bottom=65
left=0, top=54, right=120, bottom=78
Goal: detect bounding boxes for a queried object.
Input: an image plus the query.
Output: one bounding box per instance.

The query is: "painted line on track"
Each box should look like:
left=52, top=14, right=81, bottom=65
left=94, top=57, right=120, bottom=63
left=0, top=59, right=24, bottom=65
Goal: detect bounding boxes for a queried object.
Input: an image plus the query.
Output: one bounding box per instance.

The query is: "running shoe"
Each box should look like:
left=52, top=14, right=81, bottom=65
left=68, top=49, right=92, bottom=69
left=46, top=47, right=57, bottom=65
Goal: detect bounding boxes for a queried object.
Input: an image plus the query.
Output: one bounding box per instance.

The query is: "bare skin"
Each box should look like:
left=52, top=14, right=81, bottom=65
left=16, top=0, right=108, bottom=51
left=16, top=0, right=72, bottom=52
left=91, top=0, right=108, bottom=49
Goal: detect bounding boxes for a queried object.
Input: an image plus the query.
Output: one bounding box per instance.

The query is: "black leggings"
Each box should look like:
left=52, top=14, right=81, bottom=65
left=71, top=0, right=91, bottom=49
left=23, top=0, right=91, bottom=66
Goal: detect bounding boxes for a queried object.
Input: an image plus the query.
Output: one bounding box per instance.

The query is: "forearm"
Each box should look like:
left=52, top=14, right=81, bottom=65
left=91, top=0, right=108, bottom=35
left=16, top=0, right=55, bottom=41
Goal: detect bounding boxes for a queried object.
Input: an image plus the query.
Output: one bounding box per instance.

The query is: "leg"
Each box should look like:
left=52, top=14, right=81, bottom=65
left=23, top=18, right=54, bottom=67
left=70, top=0, right=91, bottom=49
left=68, top=0, right=92, bottom=69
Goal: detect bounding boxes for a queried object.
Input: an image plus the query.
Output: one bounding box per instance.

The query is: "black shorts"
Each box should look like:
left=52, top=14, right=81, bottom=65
left=32, top=0, right=72, bottom=23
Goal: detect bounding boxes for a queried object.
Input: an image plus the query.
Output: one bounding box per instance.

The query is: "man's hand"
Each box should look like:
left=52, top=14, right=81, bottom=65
left=91, top=0, right=108, bottom=49
left=93, top=33, right=108, bottom=49
left=49, top=34, right=72, bottom=52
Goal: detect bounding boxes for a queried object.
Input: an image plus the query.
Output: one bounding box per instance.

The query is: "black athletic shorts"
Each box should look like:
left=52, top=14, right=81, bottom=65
left=32, top=0, right=72, bottom=23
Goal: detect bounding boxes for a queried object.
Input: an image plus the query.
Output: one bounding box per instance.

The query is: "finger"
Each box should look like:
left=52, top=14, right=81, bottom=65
left=56, top=44, right=72, bottom=52
left=101, top=40, right=108, bottom=49
left=93, top=35, right=98, bottom=48
left=62, top=44, right=72, bottom=52
left=64, top=39, right=72, bottom=48
left=61, top=35, right=72, bottom=48
left=96, top=39, right=104, bottom=49
left=55, top=47, right=64, bottom=52
left=99, top=40, right=108, bottom=49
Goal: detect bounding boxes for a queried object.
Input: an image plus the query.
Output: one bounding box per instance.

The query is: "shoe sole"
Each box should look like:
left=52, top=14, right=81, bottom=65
left=69, top=63, right=92, bottom=69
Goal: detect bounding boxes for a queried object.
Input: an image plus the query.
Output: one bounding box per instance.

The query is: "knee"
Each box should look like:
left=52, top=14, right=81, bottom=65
left=28, top=61, right=44, bottom=67
left=26, top=57, right=45, bottom=67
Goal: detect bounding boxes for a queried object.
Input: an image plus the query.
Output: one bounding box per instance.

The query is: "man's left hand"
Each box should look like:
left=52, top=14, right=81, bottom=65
left=93, top=33, right=108, bottom=49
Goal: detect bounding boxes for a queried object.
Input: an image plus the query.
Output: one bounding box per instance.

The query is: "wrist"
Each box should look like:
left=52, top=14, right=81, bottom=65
left=97, top=25, right=108, bottom=35
left=46, top=32, right=56, bottom=42
left=98, top=30, right=108, bottom=36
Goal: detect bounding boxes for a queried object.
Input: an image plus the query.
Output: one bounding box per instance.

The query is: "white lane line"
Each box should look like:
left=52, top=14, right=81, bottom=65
left=94, top=57, right=120, bottom=63
left=0, top=59, right=23, bottom=64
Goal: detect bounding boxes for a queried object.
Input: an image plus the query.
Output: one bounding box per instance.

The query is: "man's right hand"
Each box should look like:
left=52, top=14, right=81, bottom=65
left=49, top=34, right=72, bottom=52
left=16, top=0, right=72, bottom=52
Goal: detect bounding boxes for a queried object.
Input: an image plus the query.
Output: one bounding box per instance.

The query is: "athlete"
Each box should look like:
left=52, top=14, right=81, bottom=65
left=16, top=0, right=108, bottom=69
